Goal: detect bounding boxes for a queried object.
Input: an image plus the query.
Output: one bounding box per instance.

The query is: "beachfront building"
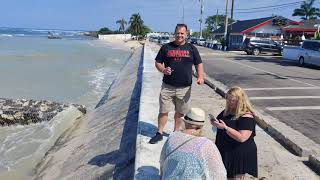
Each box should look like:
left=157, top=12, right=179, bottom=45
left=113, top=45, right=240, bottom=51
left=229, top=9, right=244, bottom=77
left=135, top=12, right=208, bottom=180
left=212, top=16, right=300, bottom=50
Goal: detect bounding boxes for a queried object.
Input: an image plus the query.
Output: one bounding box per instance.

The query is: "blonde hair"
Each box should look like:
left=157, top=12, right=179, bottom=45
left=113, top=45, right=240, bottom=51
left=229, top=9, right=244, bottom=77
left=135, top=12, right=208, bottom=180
left=224, top=86, right=256, bottom=119
left=184, top=123, right=203, bottom=137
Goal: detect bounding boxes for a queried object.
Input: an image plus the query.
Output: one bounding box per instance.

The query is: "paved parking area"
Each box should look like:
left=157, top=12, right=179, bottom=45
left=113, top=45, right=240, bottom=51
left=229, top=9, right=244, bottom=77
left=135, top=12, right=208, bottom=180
left=197, top=46, right=320, bottom=145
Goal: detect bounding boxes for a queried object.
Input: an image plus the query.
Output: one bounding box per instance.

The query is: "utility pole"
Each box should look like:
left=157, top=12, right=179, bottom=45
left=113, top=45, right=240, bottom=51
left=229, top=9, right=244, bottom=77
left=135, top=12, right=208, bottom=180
left=215, top=9, right=219, bottom=30
left=182, top=0, right=185, bottom=23
left=228, top=0, right=234, bottom=49
left=199, top=0, right=204, bottom=38
left=224, top=0, right=229, bottom=51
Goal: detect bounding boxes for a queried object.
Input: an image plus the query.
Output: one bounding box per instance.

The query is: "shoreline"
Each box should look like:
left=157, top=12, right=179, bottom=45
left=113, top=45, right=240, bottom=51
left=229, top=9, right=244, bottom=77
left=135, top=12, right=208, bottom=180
left=0, top=39, right=142, bottom=180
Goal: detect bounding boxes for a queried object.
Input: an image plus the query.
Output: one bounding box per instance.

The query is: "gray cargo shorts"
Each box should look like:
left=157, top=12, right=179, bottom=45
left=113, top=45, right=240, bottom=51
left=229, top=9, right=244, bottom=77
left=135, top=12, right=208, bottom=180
left=159, top=83, right=191, bottom=114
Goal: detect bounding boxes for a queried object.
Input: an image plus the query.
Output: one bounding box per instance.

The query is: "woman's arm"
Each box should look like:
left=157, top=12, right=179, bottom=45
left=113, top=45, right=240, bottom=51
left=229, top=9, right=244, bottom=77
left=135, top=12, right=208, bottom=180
left=225, top=127, right=252, bottom=143
left=212, top=114, right=253, bottom=143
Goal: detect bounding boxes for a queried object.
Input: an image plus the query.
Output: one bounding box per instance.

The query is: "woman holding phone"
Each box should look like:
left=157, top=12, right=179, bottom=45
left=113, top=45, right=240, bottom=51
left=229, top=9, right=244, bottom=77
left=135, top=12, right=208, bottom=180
left=210, top=86, right=257, bottom=180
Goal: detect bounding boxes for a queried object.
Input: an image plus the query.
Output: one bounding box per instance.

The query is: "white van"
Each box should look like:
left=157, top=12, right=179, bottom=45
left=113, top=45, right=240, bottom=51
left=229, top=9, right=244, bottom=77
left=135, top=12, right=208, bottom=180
left=196, top=38, right=206, bottom=46
left=298, top=40, right=320, bottom=66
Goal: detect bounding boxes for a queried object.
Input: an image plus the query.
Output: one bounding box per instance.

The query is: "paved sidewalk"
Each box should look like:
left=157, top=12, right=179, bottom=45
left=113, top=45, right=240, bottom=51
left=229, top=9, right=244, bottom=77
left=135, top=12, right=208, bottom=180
left=134, top=42, right=319, bottom=179
left=190, top=76, right=319, bottom=179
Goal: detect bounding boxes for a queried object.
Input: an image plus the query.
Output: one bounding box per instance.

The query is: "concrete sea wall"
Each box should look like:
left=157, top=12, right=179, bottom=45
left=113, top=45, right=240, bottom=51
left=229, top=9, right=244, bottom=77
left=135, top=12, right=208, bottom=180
left=98, top=34, right=132, bottom=41
left=33, top=45, right=143, bottom=179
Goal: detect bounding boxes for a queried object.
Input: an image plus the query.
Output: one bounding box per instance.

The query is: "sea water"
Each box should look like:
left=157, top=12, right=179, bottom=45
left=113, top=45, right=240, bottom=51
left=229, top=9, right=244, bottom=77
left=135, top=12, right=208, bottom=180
left=0, top=28, right=132, bottom=179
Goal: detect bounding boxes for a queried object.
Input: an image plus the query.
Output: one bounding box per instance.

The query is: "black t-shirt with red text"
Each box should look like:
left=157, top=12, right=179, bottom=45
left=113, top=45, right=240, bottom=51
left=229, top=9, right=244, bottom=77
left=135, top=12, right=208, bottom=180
left=155, top=42, right=202, bottom=87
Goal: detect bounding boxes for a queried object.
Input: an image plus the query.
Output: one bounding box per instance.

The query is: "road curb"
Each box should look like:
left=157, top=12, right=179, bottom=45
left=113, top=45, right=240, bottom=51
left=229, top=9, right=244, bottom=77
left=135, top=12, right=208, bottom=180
left=193, top=70, right=320, bottom=172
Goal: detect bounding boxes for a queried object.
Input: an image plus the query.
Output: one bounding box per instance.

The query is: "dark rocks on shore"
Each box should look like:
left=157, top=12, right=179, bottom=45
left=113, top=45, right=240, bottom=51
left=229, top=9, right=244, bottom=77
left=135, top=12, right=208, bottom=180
left=0, top=98, right=86, bottom=126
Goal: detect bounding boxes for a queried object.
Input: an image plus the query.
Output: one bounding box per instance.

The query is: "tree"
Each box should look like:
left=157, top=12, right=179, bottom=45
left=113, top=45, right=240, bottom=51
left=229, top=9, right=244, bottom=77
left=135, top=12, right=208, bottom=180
left=315, top=31, right=320, bottom=40
left=141, top=25, right=151, bottom=37
left=128, top=13, right=144, bottom=36
left=98, top=27, right=113, bottom=35
left=192, top=28, right=212, bottom=39
left=128, top=13, right=151, bottom=38
left=116, top=18, right=127, bottom=33
left=292, top=0, right=320, bottom=20
left=205, top=15, right=235, bottom=32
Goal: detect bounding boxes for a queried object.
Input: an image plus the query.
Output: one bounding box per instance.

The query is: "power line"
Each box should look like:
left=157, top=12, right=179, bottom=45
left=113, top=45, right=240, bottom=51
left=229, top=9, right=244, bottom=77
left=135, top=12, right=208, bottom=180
left=234, top=3, right=303, bottom=14
left=212, top=1, right=306, bottom=14
left=234, top=1, right=303, bottom=11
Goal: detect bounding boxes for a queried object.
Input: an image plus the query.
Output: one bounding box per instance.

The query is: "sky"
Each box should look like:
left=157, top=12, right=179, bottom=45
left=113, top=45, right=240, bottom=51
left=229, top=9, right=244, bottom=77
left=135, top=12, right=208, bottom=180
left=0, top=0, right=319, bottom=32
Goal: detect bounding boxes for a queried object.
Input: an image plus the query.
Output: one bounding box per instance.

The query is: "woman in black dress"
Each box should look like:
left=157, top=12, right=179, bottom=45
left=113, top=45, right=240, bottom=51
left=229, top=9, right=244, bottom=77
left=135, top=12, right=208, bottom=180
left=211, top=86, right=257, bottom=180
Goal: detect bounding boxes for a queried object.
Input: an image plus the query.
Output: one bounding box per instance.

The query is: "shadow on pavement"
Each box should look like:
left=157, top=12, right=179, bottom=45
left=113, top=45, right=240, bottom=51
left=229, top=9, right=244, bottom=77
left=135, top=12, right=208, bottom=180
left=135, top=166, right=160, bottom=180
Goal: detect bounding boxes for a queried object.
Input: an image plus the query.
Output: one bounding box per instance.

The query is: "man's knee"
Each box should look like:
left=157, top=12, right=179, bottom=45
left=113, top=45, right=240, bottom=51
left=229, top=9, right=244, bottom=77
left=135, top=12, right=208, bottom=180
left=159, top=112, right=168, bottom=117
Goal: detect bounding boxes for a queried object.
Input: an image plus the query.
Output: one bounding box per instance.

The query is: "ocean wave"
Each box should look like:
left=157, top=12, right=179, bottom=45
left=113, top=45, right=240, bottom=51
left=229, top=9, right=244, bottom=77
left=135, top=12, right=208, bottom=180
left=0, top=34, right=13, bottom=37
left=0, top=107, right=83, bottom=177
left=15, top=34, right=25, bottom=37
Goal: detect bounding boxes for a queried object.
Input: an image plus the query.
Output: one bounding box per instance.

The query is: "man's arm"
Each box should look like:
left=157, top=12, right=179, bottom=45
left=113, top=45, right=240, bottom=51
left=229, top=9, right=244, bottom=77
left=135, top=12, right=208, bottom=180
left=155, top=61, right=165, bottom=73
left=195, top=63, right=204, bottom=85
left=155, top=61, right=173, bottom=75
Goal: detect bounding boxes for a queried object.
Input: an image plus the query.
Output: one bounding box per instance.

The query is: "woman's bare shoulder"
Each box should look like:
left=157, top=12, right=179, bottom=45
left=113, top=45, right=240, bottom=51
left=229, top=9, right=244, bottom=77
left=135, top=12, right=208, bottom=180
left=241, top=113, right=254, bottom=118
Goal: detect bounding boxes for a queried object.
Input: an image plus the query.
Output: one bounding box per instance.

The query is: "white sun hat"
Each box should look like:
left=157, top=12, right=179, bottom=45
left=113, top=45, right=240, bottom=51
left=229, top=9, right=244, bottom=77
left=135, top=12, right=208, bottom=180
left=183, top=108, right=206, bottom=126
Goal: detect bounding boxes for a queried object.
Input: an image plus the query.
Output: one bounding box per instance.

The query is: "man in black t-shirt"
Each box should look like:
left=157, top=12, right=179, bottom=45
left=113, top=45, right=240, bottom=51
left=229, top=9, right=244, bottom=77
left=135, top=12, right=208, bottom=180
left=149, top=24, right=204, bottom=144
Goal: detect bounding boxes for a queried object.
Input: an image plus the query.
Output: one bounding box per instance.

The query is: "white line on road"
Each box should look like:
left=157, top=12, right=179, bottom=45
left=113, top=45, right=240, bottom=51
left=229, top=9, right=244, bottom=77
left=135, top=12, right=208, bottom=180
left=266, top=106, right=320, bottom=111
left=250, top=96, right=320, bottom=100
left=227, top=59, right=319, bottom=87
left=244, top=87, right=320, bottom=91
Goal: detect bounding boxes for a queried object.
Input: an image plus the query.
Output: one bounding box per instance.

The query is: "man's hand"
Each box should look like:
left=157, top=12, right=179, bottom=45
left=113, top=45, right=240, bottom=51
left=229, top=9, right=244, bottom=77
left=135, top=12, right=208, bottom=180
left=195, top=63, right=204, bottom=85
left=163, top=67, right=174, bottom=75
left=197, top=77, right=204, bottom=85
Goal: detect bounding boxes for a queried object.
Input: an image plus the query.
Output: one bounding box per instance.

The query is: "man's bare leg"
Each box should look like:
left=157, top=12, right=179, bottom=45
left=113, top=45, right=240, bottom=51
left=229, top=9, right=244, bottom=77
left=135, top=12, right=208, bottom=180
left=174, top=112, right=184, bottom=131
left=158, top=113, right=168, bottom=134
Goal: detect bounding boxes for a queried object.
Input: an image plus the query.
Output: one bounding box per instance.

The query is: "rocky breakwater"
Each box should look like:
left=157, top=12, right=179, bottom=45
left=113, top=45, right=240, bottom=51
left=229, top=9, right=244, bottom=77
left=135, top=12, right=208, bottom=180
left=0, top=98, right=86, bottom=126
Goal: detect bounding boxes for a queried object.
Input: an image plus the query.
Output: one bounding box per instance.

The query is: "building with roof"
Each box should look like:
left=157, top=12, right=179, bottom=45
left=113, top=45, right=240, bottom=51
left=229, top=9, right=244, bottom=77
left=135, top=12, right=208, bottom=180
left=212, top=16, right=300, bottom=50
left=283, top=19, right=320, bottom=40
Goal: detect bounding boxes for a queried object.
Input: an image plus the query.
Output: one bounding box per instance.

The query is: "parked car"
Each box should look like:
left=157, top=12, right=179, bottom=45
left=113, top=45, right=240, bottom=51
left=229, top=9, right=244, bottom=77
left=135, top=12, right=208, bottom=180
left=204, top=39, right=219, bottom=49
left=159, top=36, right=170, bottom=45
left=196, top=38, right=206, bottom=46
left=188, top=37, right=197, bottom=44
left=298, top=40, right=320, bottom=66
left=149, top=36, right=159, bottom=42
left=243, top=38, right=283, bottom=56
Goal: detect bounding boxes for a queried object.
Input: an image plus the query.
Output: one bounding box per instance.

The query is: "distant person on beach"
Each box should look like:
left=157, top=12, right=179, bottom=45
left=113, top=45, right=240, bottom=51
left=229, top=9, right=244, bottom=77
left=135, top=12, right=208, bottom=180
left=160, top=108, right=226, bottom=179
left=211, top=86, right=258, bottom=179
left=149, top=23, right=204, bottom=144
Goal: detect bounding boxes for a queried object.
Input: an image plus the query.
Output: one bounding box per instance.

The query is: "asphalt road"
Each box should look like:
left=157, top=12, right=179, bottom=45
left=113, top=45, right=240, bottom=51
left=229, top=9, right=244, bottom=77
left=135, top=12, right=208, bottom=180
left=197, top=46, right=320, bottom=145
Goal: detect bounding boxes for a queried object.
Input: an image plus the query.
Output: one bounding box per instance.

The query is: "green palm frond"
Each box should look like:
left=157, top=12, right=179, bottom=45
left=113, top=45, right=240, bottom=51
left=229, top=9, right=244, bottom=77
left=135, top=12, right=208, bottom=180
left=292, top=0, right=320, bottom=20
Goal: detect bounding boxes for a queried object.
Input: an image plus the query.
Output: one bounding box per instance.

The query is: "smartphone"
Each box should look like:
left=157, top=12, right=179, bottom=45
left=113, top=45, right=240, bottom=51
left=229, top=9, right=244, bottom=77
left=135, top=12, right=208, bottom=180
left=209, top=114, right=218, bottom=123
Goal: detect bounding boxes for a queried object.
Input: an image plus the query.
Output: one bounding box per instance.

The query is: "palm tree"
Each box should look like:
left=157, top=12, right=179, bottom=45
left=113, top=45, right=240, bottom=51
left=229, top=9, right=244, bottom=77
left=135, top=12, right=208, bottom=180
left=128, top=13, right=144, bottom=36
left=116, top=18, right=127, bottom=34
left=205, top=15, right=234, bottom=32
left=292, top=0, right=320, bottom=20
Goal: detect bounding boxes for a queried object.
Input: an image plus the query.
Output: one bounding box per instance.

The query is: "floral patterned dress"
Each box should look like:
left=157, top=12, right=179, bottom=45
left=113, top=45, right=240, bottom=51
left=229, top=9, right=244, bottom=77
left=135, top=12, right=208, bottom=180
left=160, top=131, right=227, bottom=180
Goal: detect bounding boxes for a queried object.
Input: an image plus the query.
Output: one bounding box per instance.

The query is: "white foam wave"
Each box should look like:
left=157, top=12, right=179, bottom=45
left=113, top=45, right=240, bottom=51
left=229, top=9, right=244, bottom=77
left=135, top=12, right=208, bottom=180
left=0, top=34, right=13, bottom=37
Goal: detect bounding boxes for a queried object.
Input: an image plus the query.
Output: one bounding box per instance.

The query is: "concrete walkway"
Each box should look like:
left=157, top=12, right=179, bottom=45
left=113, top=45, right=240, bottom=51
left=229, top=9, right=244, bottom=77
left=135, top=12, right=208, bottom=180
left=134, top=42, right=319, bottom=179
